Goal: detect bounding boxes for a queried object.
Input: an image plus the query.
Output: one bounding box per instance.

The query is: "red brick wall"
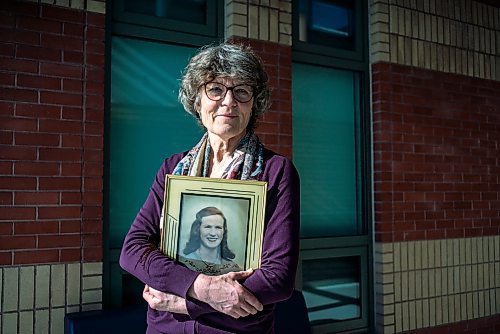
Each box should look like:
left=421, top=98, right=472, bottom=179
left=373, top=62, right=500, bottom=243
left=229, top=37, right=293, bottom=159
left=0, top=1, right=105, bottom=264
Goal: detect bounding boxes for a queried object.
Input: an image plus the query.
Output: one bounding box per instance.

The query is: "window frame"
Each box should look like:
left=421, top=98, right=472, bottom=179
left=292, top=62, right=373, bottom=332
left=103, top=0, right=224, bottom=308
left=292, top=0, right=373, bottom=332
left=292, top=65, right=367, bottom=237
left=299, top=239, right=370, bottom=333
left=292, top=0, right=366, bottom=64
left=111, top=0, right=224, bottom=45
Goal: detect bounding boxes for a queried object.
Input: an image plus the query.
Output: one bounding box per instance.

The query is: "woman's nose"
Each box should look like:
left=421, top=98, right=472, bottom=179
left=222, top=89, right=237, bottom=106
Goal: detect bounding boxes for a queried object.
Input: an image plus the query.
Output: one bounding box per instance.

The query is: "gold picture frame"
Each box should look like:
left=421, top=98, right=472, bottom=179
left=160, top=175, right=267, bottom=275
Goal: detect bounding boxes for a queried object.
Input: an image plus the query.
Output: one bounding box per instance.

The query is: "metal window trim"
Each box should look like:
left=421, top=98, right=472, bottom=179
left=111, top=0, right=223, bottom=45
left=292, top=0, right=373, bottom=332
left=292, top=0, right=367, bottom=63
left=301, top=235, right=370, bottom=250
left=299, top=246, right=370, bottom=333
left=112, top=22, right=222, bottom=47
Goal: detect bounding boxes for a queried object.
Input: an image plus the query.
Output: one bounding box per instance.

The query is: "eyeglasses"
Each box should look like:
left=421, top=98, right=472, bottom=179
left=203, top=82, right=254, bottom=103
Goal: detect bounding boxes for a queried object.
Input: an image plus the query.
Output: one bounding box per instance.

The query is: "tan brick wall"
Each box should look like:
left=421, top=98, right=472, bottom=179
left=0, top=262, right=103, bottom=334
left=226, top=0, right=292, bottom=45
left=370, top=0, right=500, bottom=80
left=375, top=236, right=500, bottom=333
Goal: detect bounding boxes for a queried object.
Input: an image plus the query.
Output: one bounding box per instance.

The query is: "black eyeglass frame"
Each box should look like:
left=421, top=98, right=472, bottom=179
left=202, top=82, right=255, bottom=103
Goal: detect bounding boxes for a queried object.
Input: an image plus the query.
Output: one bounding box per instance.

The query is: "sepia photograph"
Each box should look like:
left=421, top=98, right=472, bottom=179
left=160, top=175, right=267, bottom=275
left=177, top=194, right=250, bottom=275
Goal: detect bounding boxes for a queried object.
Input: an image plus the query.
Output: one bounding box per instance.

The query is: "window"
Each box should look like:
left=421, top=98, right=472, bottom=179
left=292, top=0, right=371, bottom=332
left=107, top=37, right=202, bottom=306
left=294, top=0, right=365, bottom=62
left=304, top=256, right=362, bottom=322
left=300, top=244, right=369, bottom=333
left=292, top=63, right=362, bottom=237
left=299, top=0, right=355, bottom=50
left=105, top=3, right=222, bottom=306
left=123, top=0, right=207, bottom=25
left=111, top=0, right=223, bottom=44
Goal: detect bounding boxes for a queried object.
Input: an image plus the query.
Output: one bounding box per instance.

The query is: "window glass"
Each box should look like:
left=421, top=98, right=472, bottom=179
left=302, top=256, right=361, bottom=323
left=293, top=1, right=370, bottom=332
left=109, top=37, right=201, bottom=249
left=298, top=0, right=355, bottom=50
left=292, top=63, right=360, bottom=237
left=108, top=37, right=202, bottom=305
left=123, top=0, right=207, bottom=24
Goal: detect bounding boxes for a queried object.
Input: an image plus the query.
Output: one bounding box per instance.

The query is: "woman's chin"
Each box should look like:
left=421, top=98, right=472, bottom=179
left=206, top=243, right=221, bottom=249
left=208, top=127, right=246, bottom=142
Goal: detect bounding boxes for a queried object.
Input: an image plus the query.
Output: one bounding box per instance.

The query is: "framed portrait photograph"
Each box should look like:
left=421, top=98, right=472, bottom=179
left=160, top=175, right=267, bottom=276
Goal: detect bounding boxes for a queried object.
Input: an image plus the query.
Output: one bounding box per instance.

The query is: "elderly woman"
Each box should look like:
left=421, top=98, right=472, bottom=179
left=119, top=42, right=300, bottom=334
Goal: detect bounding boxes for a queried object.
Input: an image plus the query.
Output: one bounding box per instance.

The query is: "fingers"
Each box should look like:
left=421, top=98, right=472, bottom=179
left=227, top=268, right=254, bottom=281
left=230, top=307, right=250, bottom=318
left=143, top=288, right=155, bottom=308
left=218, top=304, right=248, bottom=319
left=143, top=285, right=158, bottom=304
left=142, top=285, right=188, bottom=314
left=143, top=285, right=152, bottom=302
left=231, top=269, right=263, bottom=312
left=239, top=289, right=263, bottom=312
left=219, top=298, right=260, bottom=319
left=143, top=285, right=164, bottom=310
left=148, top=286, right=162, bottom=296
left=231, top=283, right=262, bottom=312
left=238, top=299, right=259, bottom=315
left=214, top=286, right=263, bottom=318
left=191, top=270, right=263, bottom=318
left=243, top=297, right=263, bottom=313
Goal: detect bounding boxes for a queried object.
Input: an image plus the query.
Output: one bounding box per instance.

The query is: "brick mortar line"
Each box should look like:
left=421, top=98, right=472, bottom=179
left=20, top=0, right=106, bottom=14
left=386, top=2, right=499, bottom=30
left=375, top=236, right=500, bottom=330
left=385, top=33, right=499, bottom=58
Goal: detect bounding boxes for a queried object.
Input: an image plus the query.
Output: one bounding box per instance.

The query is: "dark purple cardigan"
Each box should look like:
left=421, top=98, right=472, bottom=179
left=119, top=148, right=300, bottom=334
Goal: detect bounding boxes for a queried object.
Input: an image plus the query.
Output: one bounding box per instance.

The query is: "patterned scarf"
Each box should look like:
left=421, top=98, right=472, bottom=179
left=173, top=131, right=264, bottom=180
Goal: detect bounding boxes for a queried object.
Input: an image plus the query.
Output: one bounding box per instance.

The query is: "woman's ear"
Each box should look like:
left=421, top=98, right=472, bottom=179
left=194, top=96, right=201, bottom=116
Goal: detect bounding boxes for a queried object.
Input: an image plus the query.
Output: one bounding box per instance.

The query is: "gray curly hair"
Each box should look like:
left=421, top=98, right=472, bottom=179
left=178, top=42, right=271, bottom=130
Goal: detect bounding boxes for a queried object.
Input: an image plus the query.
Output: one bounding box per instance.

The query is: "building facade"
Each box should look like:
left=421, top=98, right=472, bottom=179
left=0, top=0, right=498, bottom=333
left=371, top=0, right=500, bottom=333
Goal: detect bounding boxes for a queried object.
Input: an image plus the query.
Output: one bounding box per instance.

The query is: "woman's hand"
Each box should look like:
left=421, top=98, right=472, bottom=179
left=188, top=269, right=263, bottom=318
left=143, top=285, right=188, bottom=314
